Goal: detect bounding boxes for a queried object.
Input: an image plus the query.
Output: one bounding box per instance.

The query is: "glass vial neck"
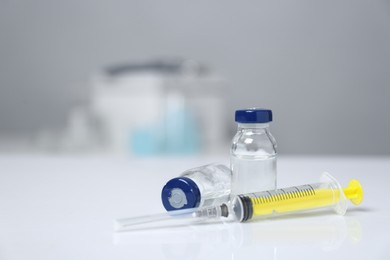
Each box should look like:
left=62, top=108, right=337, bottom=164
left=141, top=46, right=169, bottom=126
left=237, top=123, right=270, bottom=129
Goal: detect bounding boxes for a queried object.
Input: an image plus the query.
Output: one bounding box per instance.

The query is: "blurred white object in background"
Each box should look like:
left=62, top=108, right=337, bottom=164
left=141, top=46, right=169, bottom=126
left=91, top=71, right=164, bottom=154
left=55, top=59, right=228, bottom=156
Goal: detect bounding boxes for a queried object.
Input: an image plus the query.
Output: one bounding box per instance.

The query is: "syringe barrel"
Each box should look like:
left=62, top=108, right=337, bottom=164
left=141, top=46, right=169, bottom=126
left=232, top=173, right=348, bottom=222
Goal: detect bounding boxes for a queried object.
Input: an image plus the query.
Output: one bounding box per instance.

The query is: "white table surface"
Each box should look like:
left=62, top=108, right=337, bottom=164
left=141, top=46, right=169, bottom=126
left=0, top=155, right=389, bottom=259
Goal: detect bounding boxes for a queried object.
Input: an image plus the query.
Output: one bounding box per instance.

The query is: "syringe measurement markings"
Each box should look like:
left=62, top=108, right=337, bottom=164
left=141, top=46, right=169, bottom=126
left=305, top=186, right=311, bottom=196
left=304, top=186, right=310, bottom=196
left=290, top=190, right=296, bottom=199
left=278, top=191, right=285, bottom=201
left=303, top=188, right=309, bottom=197
left=308, top=186, right=314, bottom=195
left=272, top=193, right=278, bottom=202
left=266, top=191, right=274, bottom=202
left=284, top=191, right=291, bottom=200
left=252, top=184, right=318, bottom=206
left=303, top=185, right=314, bottom=196
left=269, top=194, right=273, bottom=202
left=289, top=190, right=299, bottom=199
left=280, top=191, right=287, bottom=200
left=294, top=187, right=302, bottom=197
left=280, top=189, right=286, bottom=200
left=257, top=195, right=265, bottom=204
left=286, top=192, right=291, bottom=199
left=307, top=184, right=316, bottom=196
left=284, top=189, right=290, bottom=200
left=302, top=188, right=308, bottom=197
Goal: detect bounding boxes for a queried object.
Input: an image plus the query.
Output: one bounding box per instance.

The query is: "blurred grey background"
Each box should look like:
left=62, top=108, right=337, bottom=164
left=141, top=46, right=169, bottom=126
left=0, top=0, right=389, bottom=155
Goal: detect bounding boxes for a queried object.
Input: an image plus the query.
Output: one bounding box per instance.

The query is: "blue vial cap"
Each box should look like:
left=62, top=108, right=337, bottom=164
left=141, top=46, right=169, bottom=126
left=235, top=108, right=273, bottom=123
left=161, top=177, right=201, bottom=211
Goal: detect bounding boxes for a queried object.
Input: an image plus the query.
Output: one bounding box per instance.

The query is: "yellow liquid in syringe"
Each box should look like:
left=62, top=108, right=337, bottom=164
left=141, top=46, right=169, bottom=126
left=252, top=185, right=339, bottom=216
left=236, top=178, right=363, bottom=222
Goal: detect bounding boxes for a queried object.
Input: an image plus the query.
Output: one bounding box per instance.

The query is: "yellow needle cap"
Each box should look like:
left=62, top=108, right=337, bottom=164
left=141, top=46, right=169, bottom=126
left=343, top=180, right=364, bottom=205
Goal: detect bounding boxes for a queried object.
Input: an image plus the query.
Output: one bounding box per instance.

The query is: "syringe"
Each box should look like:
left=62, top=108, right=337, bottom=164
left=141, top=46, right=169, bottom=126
left=230, top=172, right=362, bottom=222
left=115, top=173, right=363, bottom=232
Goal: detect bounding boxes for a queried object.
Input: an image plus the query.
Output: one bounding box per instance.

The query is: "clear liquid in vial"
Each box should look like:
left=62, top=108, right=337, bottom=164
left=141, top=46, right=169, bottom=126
left=231, top=155, right=277, bottom=196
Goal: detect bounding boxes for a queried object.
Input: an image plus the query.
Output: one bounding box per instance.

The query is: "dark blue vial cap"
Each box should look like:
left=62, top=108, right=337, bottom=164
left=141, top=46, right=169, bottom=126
left=161, top=177, right=201, bottom=211
left=235, top=108, right=273, bottom=123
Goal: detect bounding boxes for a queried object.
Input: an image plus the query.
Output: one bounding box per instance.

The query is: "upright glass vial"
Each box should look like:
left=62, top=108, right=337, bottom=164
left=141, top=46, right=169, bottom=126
left=230, top=108, right=277, bottom=196
left=161, top=164, right=231, bottom=211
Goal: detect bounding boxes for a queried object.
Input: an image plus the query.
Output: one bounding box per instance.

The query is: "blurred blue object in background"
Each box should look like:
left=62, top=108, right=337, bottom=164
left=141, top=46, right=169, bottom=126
left=30, top=59, right=226, bottom=156
left=130, top=90, right=201, bottom=156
